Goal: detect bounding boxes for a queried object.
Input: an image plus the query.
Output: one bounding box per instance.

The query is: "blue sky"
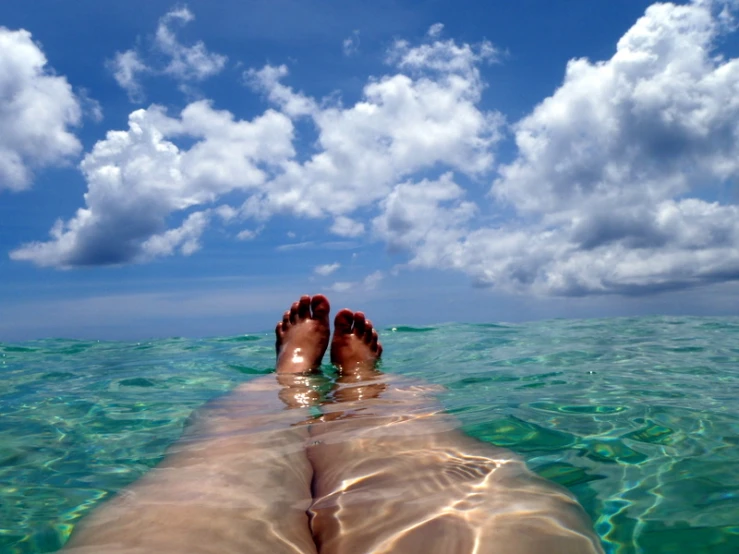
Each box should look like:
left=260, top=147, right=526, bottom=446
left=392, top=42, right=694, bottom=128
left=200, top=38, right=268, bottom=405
left=2, top=0, right=739, bottom=340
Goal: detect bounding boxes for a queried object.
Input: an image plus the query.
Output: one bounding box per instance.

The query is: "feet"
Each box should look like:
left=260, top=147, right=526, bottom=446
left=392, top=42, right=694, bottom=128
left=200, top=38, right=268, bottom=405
left=330, top=309, right=383, bottom=372
left=275, top=295, right=331, bottom=373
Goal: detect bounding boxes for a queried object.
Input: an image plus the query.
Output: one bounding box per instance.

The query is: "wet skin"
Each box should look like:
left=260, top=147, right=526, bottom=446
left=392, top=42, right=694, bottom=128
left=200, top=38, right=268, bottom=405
left=64, top=295, right=603, bottom=554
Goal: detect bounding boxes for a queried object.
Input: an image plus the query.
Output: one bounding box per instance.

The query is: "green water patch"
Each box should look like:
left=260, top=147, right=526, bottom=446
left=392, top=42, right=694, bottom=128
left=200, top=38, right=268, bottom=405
left=55, top=344, right=96, bottom=355
left=666, top=346, right=707, bottom=353
left=446, top=375, right=494, bottom=389
left=41, top=372, right=77, bottom=381
left=491, top=356, right=543, bottom=366
left=530, top=402, right=629, bottom=415
left=621, top=420, right=676, bottom=445
left=542, top=350, right=595, bottom=366
left=579, top=439, right=648, bottom=464
left=227, top=364, right=270, bottom=375
left=639, top=523, right=739, bottom=554
left=629, top=388, right=690, bottom=399
left=217, top=335, right=262, bottom=343
left=118, top=378, right=157, bottom=388
left=132, top=344, right=155, bottom=351
left=390, top=326, right=437, bottom=333
left=534, top=461, right=607, bottom=487
left=464, top=415, right=577, bottom=452
left=2, top=346, right=37, bottom=353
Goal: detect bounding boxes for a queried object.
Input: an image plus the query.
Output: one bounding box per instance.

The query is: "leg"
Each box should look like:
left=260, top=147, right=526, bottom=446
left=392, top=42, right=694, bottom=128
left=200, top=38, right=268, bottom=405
left=307, top=310, right=603, bottom=554
left=63, top=295, right=331, bottom=554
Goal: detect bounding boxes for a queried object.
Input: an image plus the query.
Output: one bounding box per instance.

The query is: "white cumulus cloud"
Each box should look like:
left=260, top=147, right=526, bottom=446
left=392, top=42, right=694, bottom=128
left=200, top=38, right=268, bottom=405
left=427, top=23, right=445, bottom=38
left=330, top=216, right=365, bottom=238
left=245, top=32, right=503, bottom=228
left=329, top=270, right=383, bottom=293
left=19, top=5, right=739, bottom=300
left=156, top=7, right=227, bottom=82
left=107, top=6, right=226, bottom=102
left=314, top=262, right=340, bottom=276
left=0, top=28, right=82, bottom=191
left=403, top=0, right=739, bottom=296
left=108, top=50, right=149, bottom=103
left=373, top=173, right=475, bottom=257
left=10, top=102, right=294, bottom=267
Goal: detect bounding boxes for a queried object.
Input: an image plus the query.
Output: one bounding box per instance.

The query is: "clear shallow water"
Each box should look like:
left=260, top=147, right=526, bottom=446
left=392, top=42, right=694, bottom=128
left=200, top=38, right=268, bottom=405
left=2, top=316, right=739, bottom=554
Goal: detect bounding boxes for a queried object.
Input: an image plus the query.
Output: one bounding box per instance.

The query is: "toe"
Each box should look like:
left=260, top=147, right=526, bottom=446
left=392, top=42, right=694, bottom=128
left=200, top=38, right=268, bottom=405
left=289, top=301, right=300, bottom=323
left=353, top=312, right=366, bottom=337
left=334, top=309, right=354, bottom=335
left=371, top=329, right=379, bottom=351
left=311, top=294, right=331, bottom=322
left=297, top=295, right=311, bottom=320
left=282, top=311, right=290, bottom=331
left=363, top=319, right=374, bottom=343
left=275, top=322, right=283, bottom=352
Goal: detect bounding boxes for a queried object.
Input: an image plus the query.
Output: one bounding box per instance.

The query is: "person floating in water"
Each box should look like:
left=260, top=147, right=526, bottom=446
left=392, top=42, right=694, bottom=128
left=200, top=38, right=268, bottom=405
left=63, top=294, right=604, bottom=554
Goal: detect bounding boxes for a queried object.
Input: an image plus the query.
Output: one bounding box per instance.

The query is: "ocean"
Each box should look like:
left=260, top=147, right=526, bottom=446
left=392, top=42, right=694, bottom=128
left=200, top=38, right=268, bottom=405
left=2, top=316, right=739, bottom=553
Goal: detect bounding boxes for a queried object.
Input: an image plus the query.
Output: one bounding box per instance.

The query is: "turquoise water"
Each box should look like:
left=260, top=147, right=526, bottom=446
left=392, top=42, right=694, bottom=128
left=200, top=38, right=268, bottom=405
left=2, top=316, right=739, bottom=553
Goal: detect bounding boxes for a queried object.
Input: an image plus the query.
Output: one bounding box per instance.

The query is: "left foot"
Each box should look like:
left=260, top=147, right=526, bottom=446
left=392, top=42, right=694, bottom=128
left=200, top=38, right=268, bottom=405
left=275, top=295, right=331, bottom=373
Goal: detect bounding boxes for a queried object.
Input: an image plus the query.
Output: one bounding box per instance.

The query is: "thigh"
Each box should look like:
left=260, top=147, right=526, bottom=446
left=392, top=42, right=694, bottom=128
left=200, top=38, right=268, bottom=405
left=64, top=376, right=319, bottom=554
left=306, top=379, right=602, bottom=554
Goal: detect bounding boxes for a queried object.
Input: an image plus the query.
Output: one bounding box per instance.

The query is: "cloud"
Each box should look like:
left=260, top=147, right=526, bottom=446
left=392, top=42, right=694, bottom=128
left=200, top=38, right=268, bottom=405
left=19, top=4, right=739, bottom=300
left=495, top=1, right=739, bottom=215
left=13, top=29, right=504, bottom=267
left=11, top=102, right=294, bottom=267
left=343, top=30, right=360, bottom=56
left=0, top=27, right=82, bottom=191
left=402, top=0, right=739, bottom=296
left=275, top=240, right=358, bottom=252
left=427, top=23, right=444, bottom=38
left=156, top=7, right=227, bottom=81
left=330, top=216, right=365, bottom=237
left=314, top=262, right=340, bottom=276
left=246, top=32, right=503, bottom=226
left=108, top=50, right=149, bottom=102
left=107, top=6, right=226, bottom=102
left=245, top=64, right=317, bottom=118
left=276, top=241, right=314, bottom=251
left=373, top=173, right=475, bottom=255
left=78, top=88, right=104, bottom=123
left=140, top=210, right=209, bottom=258
left=329, top=270, right=383, bottom=292
left=236, top=228, right=259, bottom=241
left=388, top=30, right=498, bottom=76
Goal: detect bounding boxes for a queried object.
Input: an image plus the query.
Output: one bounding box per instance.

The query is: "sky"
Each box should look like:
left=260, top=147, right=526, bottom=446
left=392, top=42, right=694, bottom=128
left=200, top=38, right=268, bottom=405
left=2, top=0, right=739, bottom=340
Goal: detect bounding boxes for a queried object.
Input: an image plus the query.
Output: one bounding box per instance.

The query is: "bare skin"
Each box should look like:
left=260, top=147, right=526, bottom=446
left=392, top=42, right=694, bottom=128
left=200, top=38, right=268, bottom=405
left=276, top=294, right=331, bottom=375
left=308, top=309, right=604, bottom=554
left=63, top=295, right=332, bottom=554
left=63, top=296, right=603, bottom=554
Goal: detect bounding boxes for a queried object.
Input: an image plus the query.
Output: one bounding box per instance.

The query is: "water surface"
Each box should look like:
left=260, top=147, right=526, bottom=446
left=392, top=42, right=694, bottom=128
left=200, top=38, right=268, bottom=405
left=2, top=316, right=739, bottom=553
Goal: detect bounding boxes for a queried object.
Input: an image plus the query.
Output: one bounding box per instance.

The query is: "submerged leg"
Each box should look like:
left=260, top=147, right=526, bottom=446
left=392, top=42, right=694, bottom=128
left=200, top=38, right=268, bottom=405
left=63, top=295, right=331, bottom=554
left=308, top=309, right=603, bottom=554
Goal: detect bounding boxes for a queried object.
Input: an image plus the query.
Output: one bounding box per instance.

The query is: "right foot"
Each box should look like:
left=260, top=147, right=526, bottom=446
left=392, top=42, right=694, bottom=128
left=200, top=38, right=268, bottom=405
left=330, top=309, right=383, bottom=372
left=275, top=295, right=331, bottom=373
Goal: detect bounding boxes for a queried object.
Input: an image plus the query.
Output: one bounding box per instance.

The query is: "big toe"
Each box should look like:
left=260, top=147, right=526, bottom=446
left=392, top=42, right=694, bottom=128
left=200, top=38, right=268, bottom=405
left=334, top=309, right=354, bottom=335
left=311, top=294, right=331, bottom=322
